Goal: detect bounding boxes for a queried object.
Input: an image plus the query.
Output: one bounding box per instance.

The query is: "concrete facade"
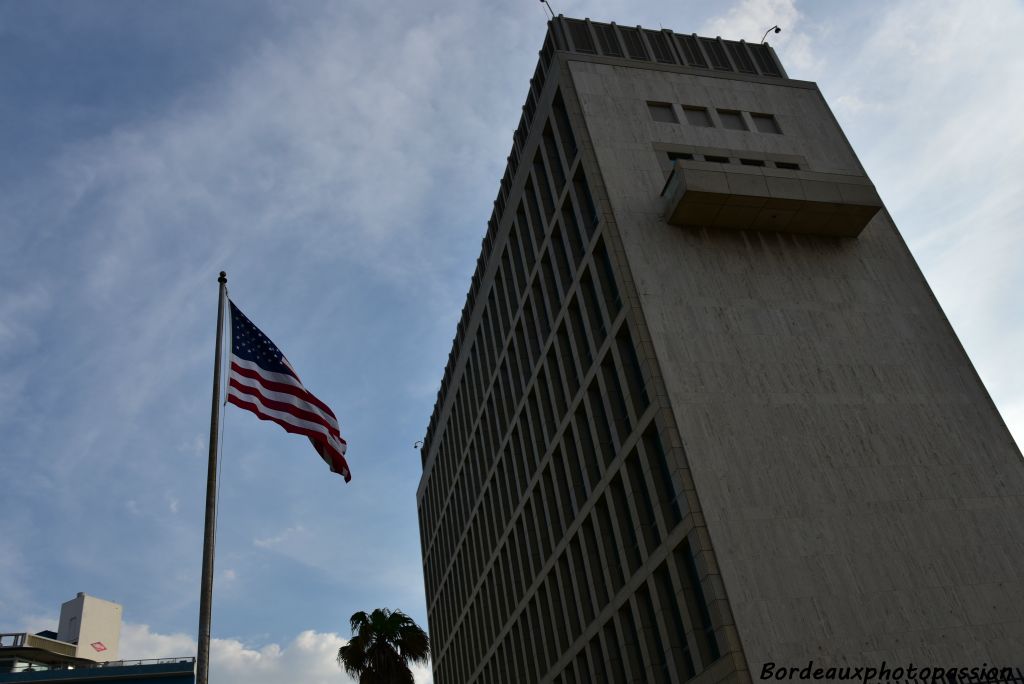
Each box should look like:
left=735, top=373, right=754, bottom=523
left=57, top=594, right=121, bottom=663
left=417, top=17, right=1024, bottom=683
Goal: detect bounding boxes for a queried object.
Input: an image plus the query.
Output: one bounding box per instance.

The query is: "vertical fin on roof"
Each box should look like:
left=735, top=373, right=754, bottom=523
left=675, top=34, right=708, bottom=68
left=619, top=26, right=650, bottom=60
left=725, top=41, right=756, bottom=73
left=748, top=43, right=782, bottom=77
left=645, top=30, right=677, bottom=64
left=700, top=37, right=733, bottom=70
left=593, top=22, right=624, bottom=57
left=566, top=18, right=597, bottom=53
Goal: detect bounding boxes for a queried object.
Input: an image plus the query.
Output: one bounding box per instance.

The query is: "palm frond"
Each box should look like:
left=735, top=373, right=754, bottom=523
left=336, top=607, right=430, bottom=682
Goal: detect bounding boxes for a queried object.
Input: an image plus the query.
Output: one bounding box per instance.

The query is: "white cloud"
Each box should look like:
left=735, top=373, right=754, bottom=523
left=823, top=0, right=1024, bottom=445
left=1, top=2, right=1020, bottom=678
left=17, top=615, right=58, bottom=637
left=120, top=623, right=433, bottom=684
left=0, top=1, right=517, bottom=627
left=253, top=525, right=307, bottom=549
left=702, top=0, right=822, bottom=74
left=120, top=623, right=197, bottom=662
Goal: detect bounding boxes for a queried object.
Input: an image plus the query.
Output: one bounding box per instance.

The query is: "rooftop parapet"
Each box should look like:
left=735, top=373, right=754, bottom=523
left=548, top=16, right=786, bottom=77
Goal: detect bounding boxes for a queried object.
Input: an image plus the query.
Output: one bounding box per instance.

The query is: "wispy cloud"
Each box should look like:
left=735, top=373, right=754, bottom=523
left=822, top=0, right=1024, bottom=445
left=1, top=0, right=1019, bottom=673
left=121, top=623, right=433, bottom=684
left=702, top=0, right=823, bottom=74
left=253, top=525, right=307, bottom=549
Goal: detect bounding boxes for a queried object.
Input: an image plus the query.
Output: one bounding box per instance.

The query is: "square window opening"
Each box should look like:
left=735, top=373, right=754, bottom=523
left=682, top=106, right=714, bottom=127
left=717, top=109, right=747, bottom=131
left=647, top=102, right=678, bottom=124
left=752, top=112, right=782, bottom=134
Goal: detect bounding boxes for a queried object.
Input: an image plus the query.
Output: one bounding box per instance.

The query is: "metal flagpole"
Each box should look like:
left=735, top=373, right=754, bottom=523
left=197, top=271, right=227, bottom=684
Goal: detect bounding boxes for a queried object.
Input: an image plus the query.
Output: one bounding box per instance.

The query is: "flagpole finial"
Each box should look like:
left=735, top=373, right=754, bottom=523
left=218, top=271, right=227, bottom=284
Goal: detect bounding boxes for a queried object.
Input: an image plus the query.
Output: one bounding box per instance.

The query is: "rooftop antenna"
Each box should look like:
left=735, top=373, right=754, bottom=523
left=539, top=0, right=555, bottom=19
left=761, top=25, right=782, bottom=44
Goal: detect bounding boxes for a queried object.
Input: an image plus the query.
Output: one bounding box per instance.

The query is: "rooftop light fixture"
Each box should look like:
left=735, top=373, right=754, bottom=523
left=761, top=25, right=782, bottom=43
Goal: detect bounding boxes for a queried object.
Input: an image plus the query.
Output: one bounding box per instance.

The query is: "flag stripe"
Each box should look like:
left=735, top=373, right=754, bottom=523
left=230, top=359, right=337, bottom=420
left=311, top=437, right=352, bottom=481
left=227, top=299, right=350, bottom=482
left=228, top=394, right=351, bottom=482
left=228, top=372, right=340, bottom=435
left=227, top=378, right=341, bottom=441
left=226, top=386, right=340, bottom=445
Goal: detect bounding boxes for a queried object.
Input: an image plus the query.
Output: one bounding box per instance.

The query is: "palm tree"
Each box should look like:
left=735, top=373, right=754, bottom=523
left=337, top=608, right=430, bottom=684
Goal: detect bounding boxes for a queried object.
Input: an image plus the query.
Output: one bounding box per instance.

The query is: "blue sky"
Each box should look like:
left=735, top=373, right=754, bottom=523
left=1, top=0, right=1021, bottom=681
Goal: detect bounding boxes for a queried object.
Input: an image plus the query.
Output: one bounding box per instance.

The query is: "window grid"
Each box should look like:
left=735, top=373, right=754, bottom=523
left=422, top=93, right=726, bottom=683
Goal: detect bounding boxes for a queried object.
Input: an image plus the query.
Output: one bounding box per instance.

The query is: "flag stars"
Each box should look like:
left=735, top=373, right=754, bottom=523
left=226, top=301, right=351, bottom=483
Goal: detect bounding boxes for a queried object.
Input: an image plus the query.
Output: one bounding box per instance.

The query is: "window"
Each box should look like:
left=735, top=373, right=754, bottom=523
left=667, top=151, right=694, bottom=162
left=647, top=101, right=678, bottom=123
left=703, top=155, right=730, bottom=164
left=682, top=106, right=713, bottom=127
left=740, top=158, right=765, bottom=166
left=717, top=109, right=747, bottom=131
left=775, top=161, right=800, bottom=170
left=751, top=112, right=782, bottom=133
left=678, top=539, right=721, bottom=664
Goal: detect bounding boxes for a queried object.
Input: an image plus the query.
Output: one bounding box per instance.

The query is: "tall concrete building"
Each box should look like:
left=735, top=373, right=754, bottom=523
left=416, top=16, right=1024, bottom=683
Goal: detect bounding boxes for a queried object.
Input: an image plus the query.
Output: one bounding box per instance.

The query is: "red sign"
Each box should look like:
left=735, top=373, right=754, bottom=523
left=90, top=642, right=107, bottom=652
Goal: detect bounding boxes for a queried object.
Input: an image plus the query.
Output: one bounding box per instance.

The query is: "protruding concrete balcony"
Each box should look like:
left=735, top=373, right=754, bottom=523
left=661, top=160, right=882, bottom=237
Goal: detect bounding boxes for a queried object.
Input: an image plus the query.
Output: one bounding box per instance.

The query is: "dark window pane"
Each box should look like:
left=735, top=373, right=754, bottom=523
left=678, top=539, right=721, bottom=665
left=752, top=112, right=782, bottom=134
left=552, top=91, right=578, bottom=160
left=683, top=106, right=713, bottom=127
left=717, top=109, right=747, bottom=130
left=648, top=101, right=678, bottom=123
left=543, top=123, right=566, bottom=189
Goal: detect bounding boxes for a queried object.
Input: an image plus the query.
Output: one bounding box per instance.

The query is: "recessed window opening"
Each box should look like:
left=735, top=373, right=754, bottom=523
left=740, top=158, right=765, bottom=166
left=703, top=155, right=730, bottom=163
left=682, top=106, right=714, bottom=127
left=775, top=161, right=800, bottom=170
left=751, top=112, right=782, bottom=134
left=667, top=151, right=693, bottom=161
left=717, top=109, right=747, bottom=131
left=647, top=102, right=678, bottom=124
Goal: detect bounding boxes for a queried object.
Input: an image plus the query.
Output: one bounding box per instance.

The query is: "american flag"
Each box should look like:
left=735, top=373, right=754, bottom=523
left=226, top=300, right=351, bottom=482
